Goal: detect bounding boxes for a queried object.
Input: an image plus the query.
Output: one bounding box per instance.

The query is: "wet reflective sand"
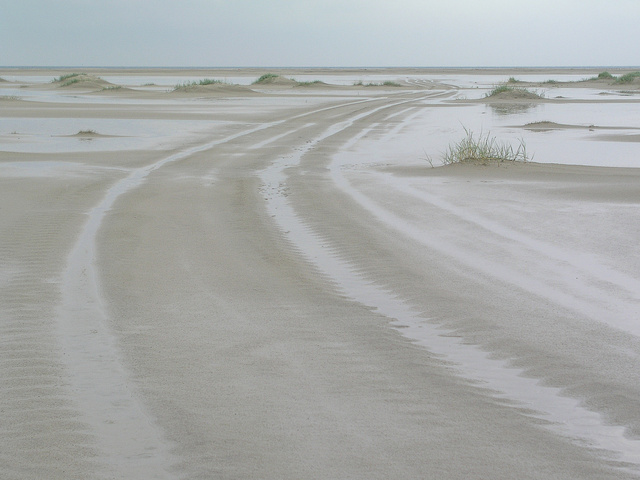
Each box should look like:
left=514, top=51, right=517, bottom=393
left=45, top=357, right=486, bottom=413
left=1, top=68, right=639, bottom=480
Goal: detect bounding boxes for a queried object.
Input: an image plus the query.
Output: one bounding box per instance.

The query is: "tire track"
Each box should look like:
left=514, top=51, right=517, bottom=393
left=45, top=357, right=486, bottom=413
left=55, top=93, right=425, bottom=478
left=259, top=94, right=640, bottom=475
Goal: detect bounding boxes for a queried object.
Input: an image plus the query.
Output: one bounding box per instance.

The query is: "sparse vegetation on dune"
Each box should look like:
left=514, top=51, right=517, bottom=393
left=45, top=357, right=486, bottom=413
left=52, top=73, right=85, bottom=83
left=485, top=84, right=544, bottom=99
left=61, top=78, right=82, bottom=86
left=442, top=128, right=530, bottom=165
left=294, top=80, right=324, bottom=86
left=0, top=95, right=21, bottom=101
left=353, top=80, right=402, bottom=87
left=253, top=73, right=280, bottom=84
left=173, top=78, right=224, bottom=90
left=615, top=71, right=640, bottom=84
left=584, top=71, right=640, bottom=83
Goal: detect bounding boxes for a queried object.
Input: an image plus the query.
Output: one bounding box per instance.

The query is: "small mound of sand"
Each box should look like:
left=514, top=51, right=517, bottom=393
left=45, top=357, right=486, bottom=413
left=170, top=84, right=259, bottom=96
left=488, top=89, right=542, bottom=100
left=63, top=130, right=118, bottom=139
left=523, top=121, right=565, bottom=130
left=294, top=81, right=330, bottom=88
left=97, top=86, right=136, bottom=94
left=54, top=74, right=115, bottom=90
left=252, top=75, right=298, bottom=87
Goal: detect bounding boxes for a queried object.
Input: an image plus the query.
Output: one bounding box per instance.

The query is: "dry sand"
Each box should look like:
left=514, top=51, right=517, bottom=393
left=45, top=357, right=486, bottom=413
left=1, top=68, right=640, bottom=479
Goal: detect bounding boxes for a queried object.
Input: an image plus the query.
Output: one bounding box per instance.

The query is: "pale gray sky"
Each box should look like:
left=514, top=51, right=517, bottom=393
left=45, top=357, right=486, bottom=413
left=2, top=0, right=639, bottom=67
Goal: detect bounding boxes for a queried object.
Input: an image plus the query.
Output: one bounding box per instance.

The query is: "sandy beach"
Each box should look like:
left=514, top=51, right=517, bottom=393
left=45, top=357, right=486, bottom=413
left=1, top=67, right=640, bottom=479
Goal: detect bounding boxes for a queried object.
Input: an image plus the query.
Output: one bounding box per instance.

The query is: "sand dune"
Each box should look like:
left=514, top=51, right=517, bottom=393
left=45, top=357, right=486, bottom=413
left=1, top=68, right=639, bottom=480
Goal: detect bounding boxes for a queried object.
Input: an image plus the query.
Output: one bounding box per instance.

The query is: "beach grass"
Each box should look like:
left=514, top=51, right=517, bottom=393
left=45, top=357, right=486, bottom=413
left=615, top=71, right=640, bottom=84
left=0, top=95, right=21, bottom=101
left=294, top=80, right=323, bottom=86
left=354, top=80, right=402, bottom=87
left=173, top=78, right=224, bottom=90
left=53, top=73, right=84, bottom=83
left=61, top=78, right=82, bottom=86
left=442, top=128, right=530, bottom=165
left=253, top=73, right=280, bottom=84
left=485, top=84, right=543, bottom=98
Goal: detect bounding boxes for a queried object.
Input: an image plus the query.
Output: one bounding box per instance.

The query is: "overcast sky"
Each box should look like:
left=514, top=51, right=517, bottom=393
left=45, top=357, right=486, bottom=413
left=2, top=0, right=639, bottom=67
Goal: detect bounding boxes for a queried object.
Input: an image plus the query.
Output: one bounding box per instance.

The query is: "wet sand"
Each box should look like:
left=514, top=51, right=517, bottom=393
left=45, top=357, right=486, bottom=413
left=1, top=68, right=640, bottom=479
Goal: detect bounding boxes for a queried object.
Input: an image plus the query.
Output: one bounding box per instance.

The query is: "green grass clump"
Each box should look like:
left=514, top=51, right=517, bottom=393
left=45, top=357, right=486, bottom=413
left=173, top=78, right=224, bottom=90
left=442, top=128, right=530, bottom=165
left=253, top=73, right=280, bottom=84
left=197, top=78, right=223, bottom=85
left=507, top=77, right=521, bottom=83
left=543, top=79, right=559, bottom=84
left=597, top=71, right=614, bottom=79
left=61, top=78, right=82, bottom=86
left=77, top=129, right=97, bottom=135
left=53, top=73, right=84, bottom=83
left=615, top=71, right=640, bottom=84
left=295, top=80, right=323, bottom=86
left=354, top=80, right=401, bottom=87
left=485, top=84, right=543, bottom=98
left=486, top=85, right=514, bottom=96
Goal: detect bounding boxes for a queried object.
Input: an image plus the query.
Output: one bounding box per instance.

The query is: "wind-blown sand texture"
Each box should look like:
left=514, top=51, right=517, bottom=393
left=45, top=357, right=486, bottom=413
left=1, top=67, right=640, bottom=479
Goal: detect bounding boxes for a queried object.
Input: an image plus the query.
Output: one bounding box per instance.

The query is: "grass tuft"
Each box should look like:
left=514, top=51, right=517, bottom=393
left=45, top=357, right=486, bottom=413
left=442, top=128, right=531, bottom=165
left=53, top=73, right=84, bottom=83
left=253, top=73, right=280, bottom=84
left=294, top=79, right=323, bottom=86
left=598, top=71, right=614, bottom=79
left=615, top=71, right=640, bottom=84
left=173, top=78, right=224, bottom=90
left=0, top=95, right=21, bottom=101
left=507, top=77, right=521, bottom=83
left=354, top=80, right=402, bottom=87
left=485, top=84, right=543, bottom=98
left=61, top=78, right=82, bottom=86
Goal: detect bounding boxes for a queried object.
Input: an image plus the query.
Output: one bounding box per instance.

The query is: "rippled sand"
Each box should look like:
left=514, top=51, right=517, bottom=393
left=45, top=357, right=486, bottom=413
left=1, top=68, right=640, bottom=479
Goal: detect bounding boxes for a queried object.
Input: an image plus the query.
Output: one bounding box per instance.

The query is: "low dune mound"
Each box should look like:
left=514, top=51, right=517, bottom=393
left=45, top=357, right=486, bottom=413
left=252, top=74, right=298, bottom=87
left=523, top=121, right=567, bottom=131
left=0, top=77, right=8, bottom=82
left=65, top=130, right=118, bottom=139
left=486, top=87, right=543, bottom=100
left=170, top=83, right=260, bottom=96
left=53, top=73, right=115, bottom=90
left=294, top=80, right=331, bottom=88
left=96, top=86, right=137, bottom=94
